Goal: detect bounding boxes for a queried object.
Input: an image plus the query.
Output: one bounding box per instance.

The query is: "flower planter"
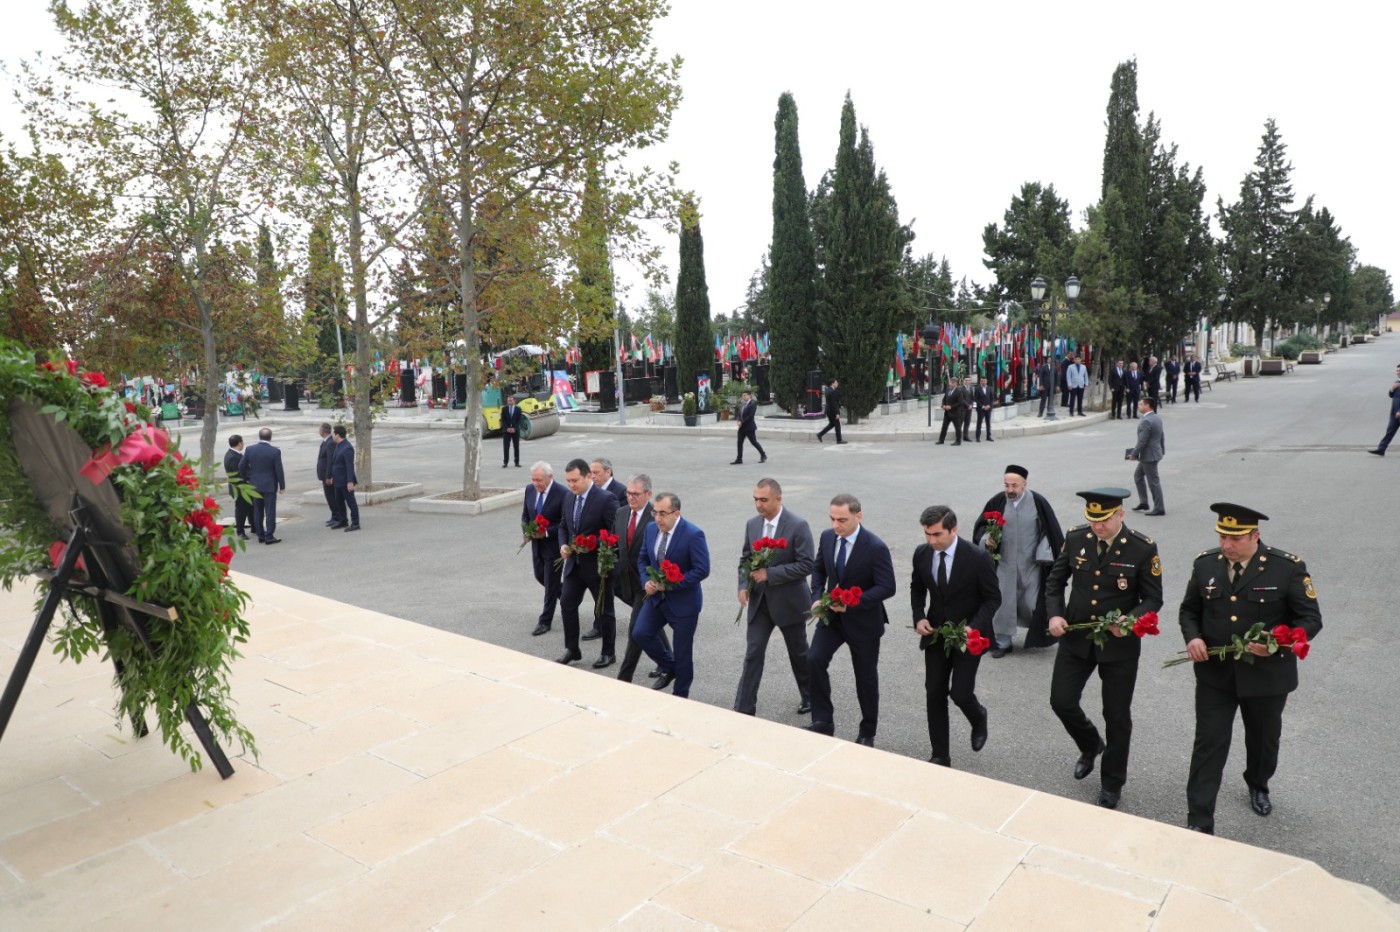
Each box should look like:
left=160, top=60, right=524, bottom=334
left=683, top=414, right=698, bottom=427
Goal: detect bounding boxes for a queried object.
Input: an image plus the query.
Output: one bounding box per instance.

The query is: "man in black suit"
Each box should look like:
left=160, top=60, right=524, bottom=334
left=589, top=457, right=628, bottom=507
left=500, top=394, right=523, bottom=468
left=330, top=425, right=360, bottom=531
left=731, top=390, right=767, bottom=464
left=972, top=376, right=995, bottom=442
left=1108, top=359, right=1126, bottom=419
left=315, top=422, right=339, bottom=525
left=805, top=493, right=897, bottom=746
left=1165, top=355, right=1181, bottom=403
left=937, top=378, right=969, bottom=445
left=523, top=461, right=566, bottom=636
left=239, top=427, right=286, bottom=544
left=222, top=435, right=251, bottom=540
left=1036, top=360, right=1053, bottom=417
left=614, top=473, right=668, bottom=682
left=1184, top=354, right=1204, bottom=403
left=558, top=457, right=618, bottom=666
left=911, top=505, right=1001, bottom=767
left=1145, top=356, right=1163, bottom=404
left=1125, top=362, right=1143, bottom=417
left=816, top=378, right=845, bottom=444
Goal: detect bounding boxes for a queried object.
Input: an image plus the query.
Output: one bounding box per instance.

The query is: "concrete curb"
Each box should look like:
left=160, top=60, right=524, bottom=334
left=408, top=487, right=524, bottom=515
left=558, top=410, right=1113, bottom=442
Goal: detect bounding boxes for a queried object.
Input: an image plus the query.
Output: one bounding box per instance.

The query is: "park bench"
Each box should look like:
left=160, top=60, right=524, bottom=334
left=1259, top=359, right=1287, bottom=375
left=1213, top=364, right=1237, bottom=383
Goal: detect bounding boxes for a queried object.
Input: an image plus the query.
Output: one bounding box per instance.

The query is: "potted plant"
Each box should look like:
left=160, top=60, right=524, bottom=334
left=681, top=391, right=698, bottom=426
left=649, top=393, right=667, bottom=412
left=718, top=380, right=750, bottom=421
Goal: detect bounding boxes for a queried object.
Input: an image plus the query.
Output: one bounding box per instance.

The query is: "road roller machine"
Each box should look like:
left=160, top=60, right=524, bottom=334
left=479, top=385, right=559, bottom=440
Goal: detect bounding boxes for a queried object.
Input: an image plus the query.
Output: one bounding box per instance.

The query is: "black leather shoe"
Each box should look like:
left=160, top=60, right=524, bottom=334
left=1250, top=787, right=1272, bottom=817
left=581, top=629, right=602, bottom=641
left=986, top=438, right=993, bottom=443
left=236, top=532, right=249, bottom=540
left=730, top=460, right=743, bottom=465
left=1131, top=504, right=1150, bottom=512
left=328, top=522, right=348, bottom=529
left=648, top=669, right=662, bottom=679
left=929, top=755, right=951, bottom=767
left=344, top=525, right=360, bottom=532
left=855, top=735, right=874, bottom=747
left=759, top=455, right=767, bottom=463
left=796, top=699, right=811, bottom=715
left=264, top=537, right=282, bottom=545
left=1368, top=449, right=1385, bottom=456
left=1145, top=510, right=1165, bottom=517
left=816, top=433, right=823, bottom=443
left=651, top=671, right=675, bottom=691
left=1074, top=739, right=1106, bottom=780
left=935, top=440, right=945, bottom=445
left=531, top=624, right=551, bottom=636
left=1097, top=789, right=1121, bottom=809
left=803, top=722, right=835, bottom=736
left=592, top=654, right=615, bottom=669
left=324, top=520, right=335, bottom=527
left=555, top=650, right=582, bottom=665
left=835, top=440, right=848, bottom=445
left=1187, top=824, right=1214, bottom=835
left=990, top=645, right=1012, bottom=659
left=971, top=706, right=988, bottom=752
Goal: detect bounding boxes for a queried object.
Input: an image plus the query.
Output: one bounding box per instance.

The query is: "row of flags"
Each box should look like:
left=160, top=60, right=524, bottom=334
left=896, top=324, right=1095, bottom=390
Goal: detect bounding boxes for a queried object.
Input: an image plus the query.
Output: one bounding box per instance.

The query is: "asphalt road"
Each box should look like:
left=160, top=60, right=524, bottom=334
left=227, top=337, right=1400, bottom=900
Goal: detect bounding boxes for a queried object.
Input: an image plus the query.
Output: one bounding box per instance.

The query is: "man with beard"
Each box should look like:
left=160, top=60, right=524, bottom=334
left=973, top=465, right=1065, bottom=657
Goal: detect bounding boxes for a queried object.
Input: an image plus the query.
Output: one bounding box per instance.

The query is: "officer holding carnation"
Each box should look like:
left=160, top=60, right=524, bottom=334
left=1178, top=503, right=1322, bottom=835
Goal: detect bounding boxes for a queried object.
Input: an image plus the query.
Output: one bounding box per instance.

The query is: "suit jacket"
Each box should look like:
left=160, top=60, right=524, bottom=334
left=1146, top=365, right=1163, bottom=393
left=1108, top=366, right=1126, bottom=391
left=910, top=539, right=1001, bottom=644
left=638, top=517, right=710, bottom=620
left=824, top=387, right=842, bottom=417
left=1165, top=360, right=1181, bottom=380
left=1178, top=544, right=1322, bottom=697
left=1125, top=370, right=1143, bottom=397
left=603, top=478, right=628, bottom=508
left=1185, top=360, right=1203, bottom=380
left=330, top=440, right=357, bottom=486
left=1066, top=364, right=1089, bottom=389
left=501, top=404, right=524, bottom=431
left=523, top=480, right=567, bottom=573
left=737, top=509, right=815, bottom=625
left=1134, top=412, right=1165, bottom=461
left=316, top=435, right=334, bottom=481
left=1035, top=363, right=1052, bottom=391
left=972, top=386, right=994, bottom=411
left=943, top=385, right=971, bottom=413
left=222, top=447, right=244, bottom=497
left=613, top=502, right=653, bottom=606
left=239, top=441, right=285, bottom=494
left=1389, top=380, right=1400, bottom=416
left=738, top=399, right=758, bottom=429
left=562, top=487, right=618, bottom=582
left=1047, top=524, right=1164, bottom=662
left=811, top=528, right=896, bottom=638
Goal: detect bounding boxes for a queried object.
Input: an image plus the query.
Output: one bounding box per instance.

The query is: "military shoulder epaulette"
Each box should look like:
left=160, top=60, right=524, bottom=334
left=1196, top=547, right=1222, bottom=560
left=1126, top=527, right=1154, bottom=546
left=1067, top=524, right=1091, bottom=537
left=1264, top=545, right=1302, bottom=563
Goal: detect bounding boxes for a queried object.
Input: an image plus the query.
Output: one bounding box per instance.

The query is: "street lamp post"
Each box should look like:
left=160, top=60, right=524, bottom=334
left=1209, top=289, right=1225, bottom=369
left=1317, top=291, right=1331, bottom=337
left=921, top=322, right=938, bottom=427
left=1032, top=275, right=1079, bottom=422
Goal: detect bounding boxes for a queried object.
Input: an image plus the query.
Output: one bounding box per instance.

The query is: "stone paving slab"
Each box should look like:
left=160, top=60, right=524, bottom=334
left=1, top=574, right=1397, bottom=930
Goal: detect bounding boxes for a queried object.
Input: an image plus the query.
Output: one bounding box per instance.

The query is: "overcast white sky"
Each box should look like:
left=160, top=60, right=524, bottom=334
left=4, top=1, right=1395, bottom=322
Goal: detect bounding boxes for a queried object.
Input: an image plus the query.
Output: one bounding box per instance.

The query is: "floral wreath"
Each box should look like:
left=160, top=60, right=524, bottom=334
left=0, top=339, right=255, bottom=770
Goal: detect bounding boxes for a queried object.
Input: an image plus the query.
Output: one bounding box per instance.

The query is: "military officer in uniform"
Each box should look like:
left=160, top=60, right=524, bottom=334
left=1179, top=503, right=1322, bottom=835
left=1046, top=488, right=1163, bottom=810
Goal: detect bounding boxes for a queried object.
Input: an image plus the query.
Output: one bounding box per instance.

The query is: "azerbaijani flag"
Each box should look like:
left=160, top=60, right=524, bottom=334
left=893, top=334, right=906, bottom=379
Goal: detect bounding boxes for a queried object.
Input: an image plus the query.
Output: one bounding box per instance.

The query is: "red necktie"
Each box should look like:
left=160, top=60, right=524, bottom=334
left=628, top=510, right=638, bottom=548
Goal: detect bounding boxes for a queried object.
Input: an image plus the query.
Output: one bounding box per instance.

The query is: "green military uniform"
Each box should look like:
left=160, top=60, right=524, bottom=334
left=1045, top=489, right=1164, bottom=804
left=1179, top=503, right=1322, bottom=833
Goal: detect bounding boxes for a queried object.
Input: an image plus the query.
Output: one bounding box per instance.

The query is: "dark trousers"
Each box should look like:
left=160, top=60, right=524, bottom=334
left=817, top=413, right=842, bottom=441
left=1166, top=376, right=1179, bottom=402
left=561, top=571, right=615, bottom=656
left=938, top=411, right=964, bottom=442
left=334, top=484, right=359, bottom=526
left=231, top=490, right=253, bottom=534
left=807, top=619, right=881, bottom=739
left=924, top=645, right=984, bottom=760
left=736, top=424, right=765, bottom=461
left=1038, top=391, right=1052, bottom=416
left=1111, top=390, right=1125, bottom=418
left=1050, top=646, right=1139, bottom=792
left=252, top=490, right=278, bottom=540
left=1126, top=392, right=1140, bottom=417
left=1060, top=381, right=1070, bottom=407
left=1185, top=377, right=1200, bottom=402
left=1187, top=683, right=1288, bottom=830
left=975, top=408, right=993, bottom=439
left=502, top=430, right=520, bottom=466
left=733, top=601, right=809, bottom=714
left=617, top=594, right=669, bottom=682
left=531, top=542, right=562, bottom=628
left=322, top=481, right=339, bottom=520
left=1378, top=412, right=1400, bottom=453
left=634, top=600, right=695, bottom=697
left=1069, top=387, right=1085, bottom=415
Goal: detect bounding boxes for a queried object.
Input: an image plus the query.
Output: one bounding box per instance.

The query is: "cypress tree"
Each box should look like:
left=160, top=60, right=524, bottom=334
left=673, top=196, right=713, bottom=405
left=1100, top=59, right=1148, bottom=292
left=574, top=161, right=616, bottom=374
left=768, top=92, right=819, bottom=414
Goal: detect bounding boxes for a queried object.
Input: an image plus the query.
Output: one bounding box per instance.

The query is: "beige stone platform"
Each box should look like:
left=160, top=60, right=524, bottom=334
left=2, top=575, right=1396, bottom=930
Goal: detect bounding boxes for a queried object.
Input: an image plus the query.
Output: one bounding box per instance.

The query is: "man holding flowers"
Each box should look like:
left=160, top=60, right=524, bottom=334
left=1179, top=503, right=1322, bottom=835
left=911, top=505, right=1001, bottom=768
left=557, top=458, right=618, bottom=667
left=973, top=465, right=1064, bottom=657
left=634, top=492, right=710, bottom=697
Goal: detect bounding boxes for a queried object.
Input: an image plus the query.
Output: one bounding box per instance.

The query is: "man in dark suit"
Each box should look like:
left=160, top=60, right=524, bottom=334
left=316, top=422, right=339, bottom=525
left=1179, top=503, right=1323, bottom=834
left=558, top=458, right=618, bottom=666
left=1125, top=362, right=1143, bottom=417
left=1367, top=363, right=1400, bottom=456
left=1108, top=359, right=1126, bottom=419
left=912, top=505, right=1001, bottom=767
left=239, top=427, right=286, bottom=544
left=1184, top=354, right=1204, bottom=403
left=734, top=478, right=813, bottom=717
left=222, top=435, right=251, bottom=540
left=1036, top=360, right=1053, bottom=417
left=613, top=473, right=669, bottom=682
left=806, top=493, right=897, bottom=746
left=635, top=491, right=711, bottom=697
left=589, top=457, right=628, bottom=507
left=1130, top=397, right=1166, bottom=515
left=330, top=425, right=360, bottom=531
left=937, top=378, right=969, bottom=445
left=1145, top=356, right=1163, bottom=404
left=731, top=390, right=767, bottom=464
left=1165, top=355, right=1181, bottom=403
left=972, top=377, right=995, bottom=442
left=1047, top=488, right=1164, bottom=810
left=500, top=394, right=523, bottom=468
left=816, top=378, right=846, bottom=444
left=523, top=461, right=566, bottom=637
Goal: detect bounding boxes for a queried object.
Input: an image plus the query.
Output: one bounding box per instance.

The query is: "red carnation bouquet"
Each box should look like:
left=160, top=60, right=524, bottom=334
left=1163, top=621, right=1310, bottom=668
left=555, top=532, right=598, bottom=571
left=518, top=514, right=550, bottom=554
left=916, top=619, right=992, bottom=657
left=981, top=511, right=1007, bottom=562
left=808, top=586, right=862, bottom=625
left=644, top=558, right=684, bottom=598
left=735, top=535, right=788, bottom=624
left=594, top=529, right=620, bottom=618
left=1059, top=608, right=1160, bottom=649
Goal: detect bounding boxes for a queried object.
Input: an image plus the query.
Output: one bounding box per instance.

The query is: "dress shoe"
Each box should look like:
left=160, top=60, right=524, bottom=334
left=648, top=668, right=662, bottom=679
left=256, top=537, right=266, bottom=544
left=345, top=524, right=361, bottom=532
left=936, top=440, right=945, bottom=445
left=990, top=644, right=1012, bottom=659
left=324, top=519, right=335, bottom=527
left=515, top=463, right=522, bottom=467
left=1368, top=449, right=1385, bottom=456
left=854, top=735, right=874, bottom=747
left=502, top=463, right=509, bottom=468
left=796, top=699, right=811, bottom=715
left=1097, top=789, right=1121, bottom=809
left=952, top=441, right=961, bottom=446
left=1074, top=739, right=1106, bottom=780
left=1250, top=787, right=1272, bottom=816
left=592, top=654, right=615, bottom=669
left=986, top=438, right=993, bottom=442
left=651, top=671, right=676, bottom=691
left=1145, top=510, right=1165, bottom=517
left=264, top=537, right=282, bottom=545
left=759, top=455, right=767, bottom=463
left=236, top=531, right=249, bottom=540
left=835, top=440, right=848, bottom=445
left=730, top=459, right=743, bottom=465
left=328, top=521, right=348, bottom=529
left=1187, top=824, right=1214, bottom=835
left=816, top=433, right=823, bottom=443
left=803, top=722, right=835, bottom=736
left=555, top=650, right=582, bottom=665
left=581, top=629, right=602, bottom=641
left=531, top=624, right=551, bottom=636
left=1131, top=504, right=1150, bottom=512
left=928, top=755, right=951, bottom=767
left=970, top=706, right=988, bottom=752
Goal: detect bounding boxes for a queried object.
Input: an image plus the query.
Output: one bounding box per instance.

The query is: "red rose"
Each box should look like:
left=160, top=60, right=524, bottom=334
left=81, top=371, right=109, bottom=389
left=176, top=464, right=198, bottom=488
left=41, top=361, right=56, bottom=372
left=1292, top=640, right=1310, bottom=660
left=662, top=560, right=684, bottom=583
left=774, top=538, right=787, bottom=549
left=66, top=359, right=79, bottom=375
left=1271, top=624, right=1293, bottom=645
left=839, top=586, right=863, bottom=607
left=536, top=515, right=550, bottom=528
left=207, top=524, right=224, bottom=548
left=967, top=631, right=990, bottom=655
left=599, top=529, right=618, bottom=546
left=124, top=401, right=138, bottom=414
left=203, top=496, right=219, bottom=513
left=214, top=545, right=234, bottom=576
left=1290, top=627, right=1308, bottom=645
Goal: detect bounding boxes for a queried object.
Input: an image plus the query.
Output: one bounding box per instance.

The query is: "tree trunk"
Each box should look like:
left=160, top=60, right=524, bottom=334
left=458, top=90, right=482, bottom=497
left=347, top=162, right=374, bottom=487
left=199, top=298, right=221, bottom=472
